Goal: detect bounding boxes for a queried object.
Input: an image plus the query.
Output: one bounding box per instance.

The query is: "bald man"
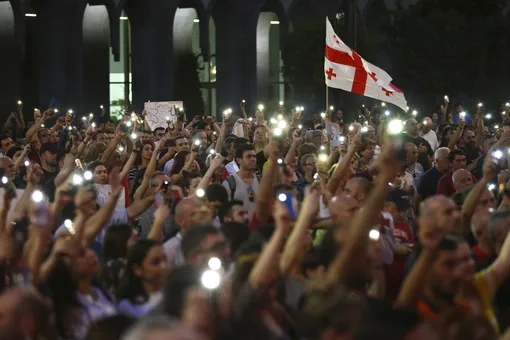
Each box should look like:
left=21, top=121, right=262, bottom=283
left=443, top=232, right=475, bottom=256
left=328, top=194, right=360, bottom=222
left=163, top=198, right=206, bottom=267
left=343, top=177, right=371, bottom=202
left=453, top=169, right=474, bottom=192
left=404, top=195, right=461, bottom=275
left=0, top=156, right=14, bottom=179
left=419, top=117, right=438, bottom=151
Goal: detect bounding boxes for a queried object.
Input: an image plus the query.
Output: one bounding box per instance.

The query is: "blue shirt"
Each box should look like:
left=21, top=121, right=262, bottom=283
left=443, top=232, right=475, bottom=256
left=453, top=113, right=473, bottom=124
left=118, top=291, right=162, bottom=318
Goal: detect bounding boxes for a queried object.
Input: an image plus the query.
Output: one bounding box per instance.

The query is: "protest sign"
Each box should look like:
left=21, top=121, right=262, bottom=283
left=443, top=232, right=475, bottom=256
left=144, top=101, right=184, bottom=130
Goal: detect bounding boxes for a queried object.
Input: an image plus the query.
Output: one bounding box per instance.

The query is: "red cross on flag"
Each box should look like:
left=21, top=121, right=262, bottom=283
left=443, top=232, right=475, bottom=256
left=324, top=18, right=408, bottom=111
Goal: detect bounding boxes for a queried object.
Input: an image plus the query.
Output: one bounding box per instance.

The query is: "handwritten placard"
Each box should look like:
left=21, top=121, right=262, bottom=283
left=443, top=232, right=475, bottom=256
left=144, top=101, right=184, bottom=130
left=94, top=184, right=125, bottom=209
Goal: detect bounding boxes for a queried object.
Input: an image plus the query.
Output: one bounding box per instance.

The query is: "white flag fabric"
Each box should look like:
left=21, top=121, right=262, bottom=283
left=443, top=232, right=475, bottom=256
left=324, top=18, right=408, bottom=111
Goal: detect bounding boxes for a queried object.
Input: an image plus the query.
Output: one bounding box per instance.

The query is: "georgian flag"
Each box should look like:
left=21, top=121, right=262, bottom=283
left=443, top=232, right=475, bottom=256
left=324, top=18, right=408, bottom=111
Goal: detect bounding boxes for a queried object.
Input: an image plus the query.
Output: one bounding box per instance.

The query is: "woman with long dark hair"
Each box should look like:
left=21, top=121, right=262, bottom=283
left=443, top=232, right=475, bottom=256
left=170, top=150, right=200, bottom=184
left=48, top=247, right=117, bottom=339
left=129, top=141, right=154, bottom=188
left=117, top=240, right=167, bottom=318
left=99, top=224, right=139, bottom=296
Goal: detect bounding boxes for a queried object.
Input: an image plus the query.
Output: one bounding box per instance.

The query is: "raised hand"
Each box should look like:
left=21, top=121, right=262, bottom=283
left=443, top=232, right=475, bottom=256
left=109, top=166, right=123, bottom=196
left=209, top=156, right=223, bottom=170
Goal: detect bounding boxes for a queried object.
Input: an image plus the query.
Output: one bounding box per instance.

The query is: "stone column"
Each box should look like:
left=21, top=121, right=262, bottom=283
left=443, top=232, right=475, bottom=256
left=32, top=0, right=88, bottom=112
left=212, top=0, right=262, bottom=114
left=123, top=0, right=179, bottom=112
left=0, top=1, right=21, bottom=119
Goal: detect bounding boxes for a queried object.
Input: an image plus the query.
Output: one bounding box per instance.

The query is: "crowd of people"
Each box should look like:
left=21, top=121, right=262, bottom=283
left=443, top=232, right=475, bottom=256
left=0, top=97, right=509, bottom=339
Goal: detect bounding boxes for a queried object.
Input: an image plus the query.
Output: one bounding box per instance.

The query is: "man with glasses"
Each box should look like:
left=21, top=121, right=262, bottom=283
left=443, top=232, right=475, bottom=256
left=296, top=154, right=317, bottom=200
left=222, top=144, right=259, bottom=220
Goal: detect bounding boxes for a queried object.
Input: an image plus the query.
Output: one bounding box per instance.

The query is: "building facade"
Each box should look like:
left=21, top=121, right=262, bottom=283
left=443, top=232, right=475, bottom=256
left=0, top=0, right=398, bottom=120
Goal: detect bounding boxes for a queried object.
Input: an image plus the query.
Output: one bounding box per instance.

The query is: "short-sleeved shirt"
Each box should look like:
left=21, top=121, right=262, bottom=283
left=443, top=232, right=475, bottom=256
left=420, top=130, right=439, bottom=151
left=163, top=233, right=185, bottom=267
left=408, top=163, right=425, bottom=186
left=436, top=170, right=477, bottom=197
left=417, top=167, right=444, bottom=199
left=222, top=173, right=260, bottom=220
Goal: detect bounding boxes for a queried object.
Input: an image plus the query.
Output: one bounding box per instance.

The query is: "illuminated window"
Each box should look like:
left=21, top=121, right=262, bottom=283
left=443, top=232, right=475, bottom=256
left=109, top=11, right=131, bottom=120
left=193, top=18, right=217, bottom=117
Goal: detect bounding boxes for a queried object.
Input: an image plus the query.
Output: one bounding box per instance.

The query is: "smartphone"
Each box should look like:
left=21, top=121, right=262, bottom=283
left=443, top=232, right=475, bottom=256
left=155, top=191, right=172, bottom=208
left=135, top=139, right=143, bottom=149
left=75, top=159, right=84, bottom=170
left=277, top=192, right=298, bottom=220
left=121, top=123, right=131, bottom=133
left=165, top=139, right=176, bottom=147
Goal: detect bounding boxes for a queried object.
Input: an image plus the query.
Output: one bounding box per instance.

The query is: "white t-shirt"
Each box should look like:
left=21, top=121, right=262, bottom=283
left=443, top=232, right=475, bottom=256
left=222, top=172, right=260, bottom=220
left=163, top=233, right=185, bottom=267
left=420, top=130, right=438, bottom=151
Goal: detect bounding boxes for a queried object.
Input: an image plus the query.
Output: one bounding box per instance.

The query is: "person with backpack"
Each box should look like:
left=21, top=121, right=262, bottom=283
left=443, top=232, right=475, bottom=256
left=222, top=144, right=260, bottom=221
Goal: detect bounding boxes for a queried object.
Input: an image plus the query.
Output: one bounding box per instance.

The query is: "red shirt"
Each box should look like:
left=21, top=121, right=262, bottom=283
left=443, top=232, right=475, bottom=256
left=436, top=170, right=477, bottom=197
left=249, top=213, right=274, bottom=232
left=385, top=221, right=415, bottom=300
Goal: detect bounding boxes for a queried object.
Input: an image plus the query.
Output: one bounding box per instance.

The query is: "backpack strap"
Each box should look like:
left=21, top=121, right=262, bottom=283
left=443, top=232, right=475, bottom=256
left=226, top=176, right=236, bottom=201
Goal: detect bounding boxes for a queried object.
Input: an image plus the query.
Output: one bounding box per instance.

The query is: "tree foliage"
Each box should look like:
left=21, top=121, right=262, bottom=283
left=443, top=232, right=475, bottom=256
left=387, top=0, right=510, bottom=107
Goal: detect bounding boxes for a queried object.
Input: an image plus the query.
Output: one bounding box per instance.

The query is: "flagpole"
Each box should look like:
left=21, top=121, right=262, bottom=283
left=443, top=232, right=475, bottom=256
left=326, top=85, right=329, bottom=113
